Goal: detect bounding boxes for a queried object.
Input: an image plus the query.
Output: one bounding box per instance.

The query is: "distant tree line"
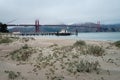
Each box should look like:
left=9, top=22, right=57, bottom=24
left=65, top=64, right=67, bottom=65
left=0, top=22, right=9, bottom=33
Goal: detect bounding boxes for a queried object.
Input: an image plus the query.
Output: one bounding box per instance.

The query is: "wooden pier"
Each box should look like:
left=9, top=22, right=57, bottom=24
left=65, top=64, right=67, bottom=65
left=16, top=32, right=75, bottom=36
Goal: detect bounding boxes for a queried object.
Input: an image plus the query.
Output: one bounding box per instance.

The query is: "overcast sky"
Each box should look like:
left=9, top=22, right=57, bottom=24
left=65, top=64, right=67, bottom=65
left=0, top=0, right=120, bottom=24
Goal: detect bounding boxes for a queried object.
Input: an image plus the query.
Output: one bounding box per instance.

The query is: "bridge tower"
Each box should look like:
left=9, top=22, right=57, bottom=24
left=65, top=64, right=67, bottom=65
left=97, top=21, right=100, bottom=32
left=35, top=20, right=40, bottom=32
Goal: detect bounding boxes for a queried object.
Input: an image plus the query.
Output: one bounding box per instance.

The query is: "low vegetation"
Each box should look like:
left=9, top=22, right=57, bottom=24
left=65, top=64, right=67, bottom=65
left=20, top=37, right=35, bottom=43
left=114, top=40, right=120, bottom=48
left=0, top=37, right=13, bottom=44
left=10, top=44, right=36, bottom=61
left=1, top=40, right=106, bottom=80
left=4, top=70, right=21, bottom=80
left=66, top=60, right=100, bottom=73
left=33, top=41, right=102, bottom=79
left=50, top=75, right=64, bottom=80
left=49, top=44, right=58, bottom=48
left=73, top=40, right=86, bottom=47
left=83, top=45, right=105, bottom=56
left=0, top=34, right=20, bottom=44
left=73, top=40, right=105, bottom=56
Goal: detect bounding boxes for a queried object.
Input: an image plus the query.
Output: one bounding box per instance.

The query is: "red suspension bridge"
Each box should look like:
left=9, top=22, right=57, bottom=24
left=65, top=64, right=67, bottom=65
left=7, top=20, right=101, bottom=32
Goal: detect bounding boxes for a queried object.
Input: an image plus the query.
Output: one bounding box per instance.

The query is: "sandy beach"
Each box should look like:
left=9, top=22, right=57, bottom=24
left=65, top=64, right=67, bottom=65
left=0, top=36, right=120, bottom=80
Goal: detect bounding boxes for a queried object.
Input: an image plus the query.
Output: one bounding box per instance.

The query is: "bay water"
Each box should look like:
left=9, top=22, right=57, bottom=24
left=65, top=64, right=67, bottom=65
left=24, top=32, right=120, bottom=41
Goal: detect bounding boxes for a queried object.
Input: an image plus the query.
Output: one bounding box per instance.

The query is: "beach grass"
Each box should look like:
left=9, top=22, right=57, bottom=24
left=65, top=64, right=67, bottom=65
left=114, top=40, right=120, bottom=48
left=10, top=44, right=36, bottom=61
left=4, top=70, right=21, bottom=80
left=0, top=37, right=13, bottom=44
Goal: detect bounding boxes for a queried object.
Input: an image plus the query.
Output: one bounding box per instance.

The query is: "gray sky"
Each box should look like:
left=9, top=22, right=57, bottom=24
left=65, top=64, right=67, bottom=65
left=0, top=0, right=120, bottom=24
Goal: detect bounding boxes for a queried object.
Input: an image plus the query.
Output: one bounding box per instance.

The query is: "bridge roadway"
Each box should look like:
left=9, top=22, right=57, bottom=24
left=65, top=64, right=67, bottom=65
left=7, top=24, right=97, bottom=28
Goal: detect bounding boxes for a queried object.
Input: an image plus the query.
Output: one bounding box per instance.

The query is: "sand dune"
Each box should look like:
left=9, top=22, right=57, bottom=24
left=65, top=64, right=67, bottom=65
left=0, top=36, right=120, bottom=80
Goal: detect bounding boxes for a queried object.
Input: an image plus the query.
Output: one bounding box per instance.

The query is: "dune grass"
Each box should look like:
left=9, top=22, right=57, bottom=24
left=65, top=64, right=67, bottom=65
left=66, top=60, right=100, bottom=73
left=83, top=45, right=105, bottom=56
left=73, top=40, right=105, bottom=56
left=4, top=70, right=21, bottom=80
left=10, top=44, right=36, bottom=61
left=73, top=40, right=86, bottom=47
left=0, top=37, right=13, bottom=44
left=114, top=40, right=120, bottom=48
left=34, top=41, right=102, bottom=77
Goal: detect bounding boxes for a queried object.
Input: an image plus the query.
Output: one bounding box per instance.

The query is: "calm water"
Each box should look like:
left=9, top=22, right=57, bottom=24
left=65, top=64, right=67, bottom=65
left=75, top=32, right=120, bottom=41
left=23, top=32, right=120, bottom=41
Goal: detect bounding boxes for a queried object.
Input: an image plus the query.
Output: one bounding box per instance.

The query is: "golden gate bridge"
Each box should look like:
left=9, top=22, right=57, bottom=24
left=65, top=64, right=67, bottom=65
left=7, top=19, right=101, bottom=33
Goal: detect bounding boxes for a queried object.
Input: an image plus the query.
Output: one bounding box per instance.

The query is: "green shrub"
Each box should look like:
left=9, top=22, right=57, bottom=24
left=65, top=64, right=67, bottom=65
left=114, top=41, right=120, bottom=48
left=83, top=45, right=104, bottom=56
left=49, top=44, right=58, bottom=48
left=10, top=37, right=20, bottom=40
left=0, top=37, right=13, bottom=44
left=76, top=60, right=100, bottom=73
left=10, top=44, right=35, bottom=61
left=4, top=70, right=20, bottom=80
left=73, top=40, right=86, bottom=47
left=51, top=76, right=64, bottom=80
left=22, top=38, right=30, bottom=42
left=66, top=60, right=100, bottom=73
left=22, top=44, right=29, bottom=49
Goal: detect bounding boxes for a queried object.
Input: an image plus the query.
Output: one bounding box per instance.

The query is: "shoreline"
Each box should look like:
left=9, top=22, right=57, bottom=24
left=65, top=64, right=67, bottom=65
left=1, top=32, right=120, bottom=41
